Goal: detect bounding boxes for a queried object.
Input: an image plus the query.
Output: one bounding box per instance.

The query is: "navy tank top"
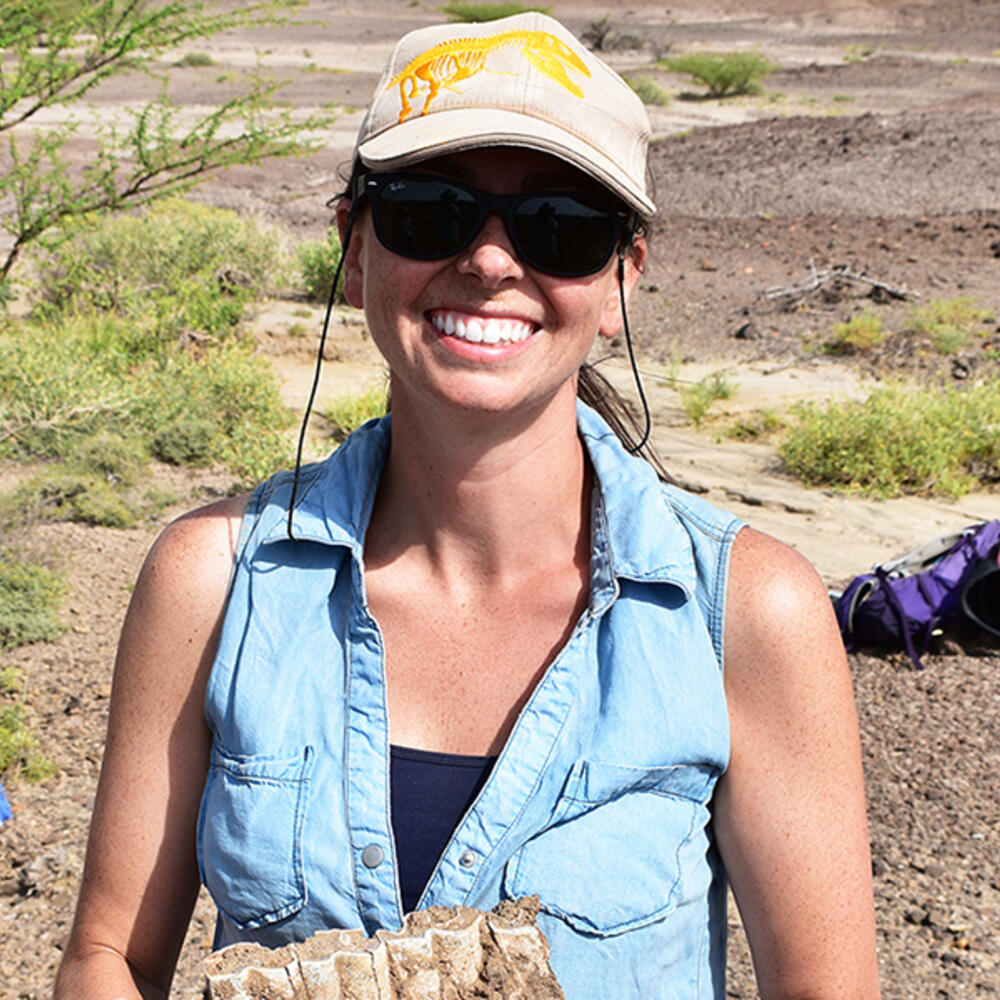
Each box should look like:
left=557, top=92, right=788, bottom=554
left=389, top=745, right=496, bottom=914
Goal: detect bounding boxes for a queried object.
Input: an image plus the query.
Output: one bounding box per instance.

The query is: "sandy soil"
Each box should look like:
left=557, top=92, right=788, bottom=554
left=2, top=1, right=1000, bottom=997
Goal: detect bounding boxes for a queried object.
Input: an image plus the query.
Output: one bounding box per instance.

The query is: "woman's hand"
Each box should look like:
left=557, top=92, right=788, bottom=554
left=716, top=527, right=881, bottom=1000
left=54, top=497, right=247, bottom=999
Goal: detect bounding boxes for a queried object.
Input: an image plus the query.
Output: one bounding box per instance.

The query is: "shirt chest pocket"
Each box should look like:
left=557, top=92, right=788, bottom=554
left=503, top=760, right=717, bottom=937
left=197, top=744, right=314, bottom=930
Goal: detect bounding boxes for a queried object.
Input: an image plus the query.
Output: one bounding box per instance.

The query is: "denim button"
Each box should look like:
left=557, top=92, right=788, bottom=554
left=458, top=849, right=478, bottom=869
left=361, top=844, right=384, bottom=869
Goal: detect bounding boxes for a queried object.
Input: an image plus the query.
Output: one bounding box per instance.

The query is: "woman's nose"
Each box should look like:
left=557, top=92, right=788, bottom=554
left=454, top=213, right=525, bottom=285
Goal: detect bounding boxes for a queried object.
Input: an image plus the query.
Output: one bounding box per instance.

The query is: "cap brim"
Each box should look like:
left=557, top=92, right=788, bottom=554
left=357, top=107, right=656, bottom=218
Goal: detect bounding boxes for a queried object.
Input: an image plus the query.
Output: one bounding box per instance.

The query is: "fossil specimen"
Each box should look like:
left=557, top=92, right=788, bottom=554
left=205, top=896, right=565, bottom=1000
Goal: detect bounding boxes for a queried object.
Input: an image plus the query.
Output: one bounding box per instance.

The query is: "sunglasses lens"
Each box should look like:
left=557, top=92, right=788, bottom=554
left=512, top=196, right=620, bottom=276
left=367, top=176, right=624, bottom=276
left=373, top=178, right=478, bottom=258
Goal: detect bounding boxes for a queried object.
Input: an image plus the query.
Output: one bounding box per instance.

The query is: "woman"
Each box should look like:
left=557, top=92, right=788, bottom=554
left=55, top=13, right=880, bottom=999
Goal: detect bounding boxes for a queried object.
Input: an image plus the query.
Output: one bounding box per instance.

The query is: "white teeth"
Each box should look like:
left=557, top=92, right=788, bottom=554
left=431, top=313, right=533, bottom=344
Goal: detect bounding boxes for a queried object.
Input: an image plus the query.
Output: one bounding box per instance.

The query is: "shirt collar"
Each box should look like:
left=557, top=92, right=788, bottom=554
left=260, top=403, right=698, bottom=600
left=259, top=413, right=391, bottom=554
left=577, top=402, right=696, bottom=600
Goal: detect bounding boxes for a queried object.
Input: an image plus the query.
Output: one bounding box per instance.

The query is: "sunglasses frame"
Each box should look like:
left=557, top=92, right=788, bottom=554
left=351, top=171, right=636, bottom=278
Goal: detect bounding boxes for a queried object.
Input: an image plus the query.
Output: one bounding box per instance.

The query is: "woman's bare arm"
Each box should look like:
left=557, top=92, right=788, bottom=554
left=715, top=527, right=881, bottom=1000
left=54, top=496, right=248, bottom=1000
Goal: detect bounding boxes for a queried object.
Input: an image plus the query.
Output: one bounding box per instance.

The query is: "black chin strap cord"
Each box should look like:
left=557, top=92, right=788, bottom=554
left=287, top=222, right=354, bottom=540
left=618, top=250, right=651, bottom=454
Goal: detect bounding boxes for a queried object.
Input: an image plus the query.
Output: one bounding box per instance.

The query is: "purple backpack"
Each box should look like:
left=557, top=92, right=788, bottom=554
left=833, top=520, right=1000, bottom=669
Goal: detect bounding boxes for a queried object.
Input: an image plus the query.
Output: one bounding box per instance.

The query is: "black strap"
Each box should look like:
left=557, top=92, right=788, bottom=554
left=287, top=221, right=355, bottom=540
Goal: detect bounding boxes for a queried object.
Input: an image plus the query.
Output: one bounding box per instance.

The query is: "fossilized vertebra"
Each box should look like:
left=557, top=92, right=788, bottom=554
left=205, top=896, right=564, bottom=1000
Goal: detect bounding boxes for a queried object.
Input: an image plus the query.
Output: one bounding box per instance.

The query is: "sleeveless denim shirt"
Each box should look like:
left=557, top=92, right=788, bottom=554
left=197, top=402, right=743, bottom=1000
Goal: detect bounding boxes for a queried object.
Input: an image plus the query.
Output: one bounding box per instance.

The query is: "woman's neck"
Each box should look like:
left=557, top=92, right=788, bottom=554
left=364, top=386, right=590, bottom=586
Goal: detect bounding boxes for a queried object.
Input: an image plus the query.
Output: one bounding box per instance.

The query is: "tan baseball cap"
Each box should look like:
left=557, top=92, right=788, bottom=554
left=354, top=12, right=656, bottom=218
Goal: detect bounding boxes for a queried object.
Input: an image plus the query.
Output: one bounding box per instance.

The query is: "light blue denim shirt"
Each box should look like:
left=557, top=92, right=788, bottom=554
left=198, top=402, right=743, bottom=999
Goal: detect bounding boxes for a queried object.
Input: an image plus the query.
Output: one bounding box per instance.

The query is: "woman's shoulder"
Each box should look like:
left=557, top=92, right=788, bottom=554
left=155, top=493, right=249, bottom=559
left=725, top=526, right=845, bottom=683
left=136, top=494, right=251, bottom=616
left=728, top=526, right=829, bottom=620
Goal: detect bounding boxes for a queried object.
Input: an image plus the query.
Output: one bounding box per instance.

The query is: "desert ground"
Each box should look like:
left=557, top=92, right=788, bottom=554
left=1, top=0, right=1000, bottom=997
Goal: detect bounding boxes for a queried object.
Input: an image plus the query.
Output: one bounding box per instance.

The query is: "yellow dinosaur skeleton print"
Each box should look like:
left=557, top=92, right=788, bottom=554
left=388, top=30, right=591, bottom=122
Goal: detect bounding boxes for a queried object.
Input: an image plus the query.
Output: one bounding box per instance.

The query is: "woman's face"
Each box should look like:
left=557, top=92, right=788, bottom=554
left=339, top=147, right=646, bottom=424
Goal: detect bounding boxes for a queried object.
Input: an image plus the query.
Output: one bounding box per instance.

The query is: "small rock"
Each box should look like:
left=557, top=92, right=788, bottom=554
left=950, top=358, right=971, bottom=379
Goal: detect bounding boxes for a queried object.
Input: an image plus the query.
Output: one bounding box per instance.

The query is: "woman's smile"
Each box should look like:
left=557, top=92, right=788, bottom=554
left=428, top=309, right=536, bottom=346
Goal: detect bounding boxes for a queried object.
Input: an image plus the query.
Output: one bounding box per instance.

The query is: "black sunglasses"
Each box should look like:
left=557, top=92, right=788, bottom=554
left=352, top=172, right=635, bottom=278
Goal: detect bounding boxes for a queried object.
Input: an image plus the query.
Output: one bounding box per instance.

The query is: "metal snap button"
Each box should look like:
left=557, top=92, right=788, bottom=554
left=361, top=844, right=384, bottom=869
left=458, top=849, right=478, bottom=869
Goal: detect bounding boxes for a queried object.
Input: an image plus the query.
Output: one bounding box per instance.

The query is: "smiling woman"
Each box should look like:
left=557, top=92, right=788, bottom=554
left=54, top=12, right=881, bottom=1000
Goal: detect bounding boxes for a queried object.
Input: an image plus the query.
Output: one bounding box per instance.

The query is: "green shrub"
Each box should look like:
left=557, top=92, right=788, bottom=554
left=824, top=310, right=886, bottom=354
left=726, top=409, right=784, bottom=441
left=3, top=199, right=296, bottom=492
left=1, top=314, right=293, bottom=483
left=297, top=228, right=347, bottom=302
left=28, top=471, right=140, bottom=527
left=779, top=381, right=1000, bottom=498
left=904, top=296, right=996, bottom=355
left=134, top=342, right=294, bottom=483
left=66, top=431, right=149, bottom=488
left=625, top=76, right=671, bottom=106
left=324, top=384, right=388, bottom=442
left=175, top=51, right=215, bottom=67
left=0, top=551, right=65, bottom=649
left=152, top=418, right=219, bottom=466
left=678, top=372, right=736, bottom=426
left=440, top=2, right=550, bottom=20
left=660, top=51, right=777, bottom=97
left=0, top=320, right=132, bottom=457
left=0, top=703, right=57, bottom=780
left=843, top=43, right=876, bottom=63
left=31, top=199, right=289, bottom=344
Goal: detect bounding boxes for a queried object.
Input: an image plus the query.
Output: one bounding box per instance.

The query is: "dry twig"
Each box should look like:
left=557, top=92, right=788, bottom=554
left=760, top=259, right=916, bottom=307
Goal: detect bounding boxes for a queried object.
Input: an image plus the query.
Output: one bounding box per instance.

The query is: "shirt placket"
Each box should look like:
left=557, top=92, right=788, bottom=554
left=417, top=503, right=619, bottom=911
left=344, top=562, right=402, bottom=934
